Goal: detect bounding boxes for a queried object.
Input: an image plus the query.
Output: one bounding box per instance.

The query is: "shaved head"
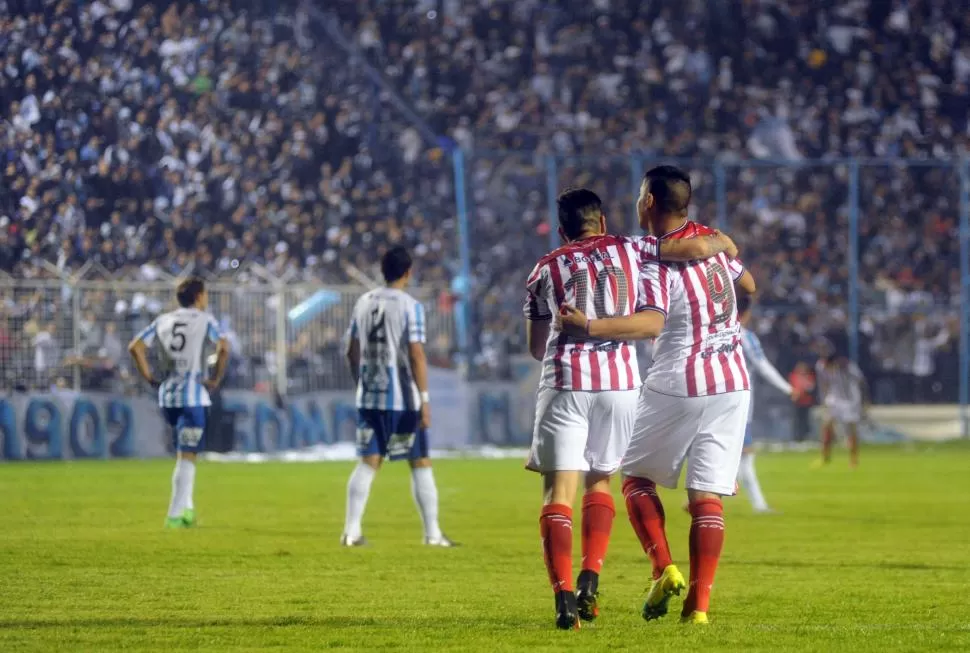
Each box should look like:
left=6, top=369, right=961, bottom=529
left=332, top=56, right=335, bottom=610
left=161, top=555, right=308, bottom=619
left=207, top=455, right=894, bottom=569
left=643, top=165, right=692, bottom=214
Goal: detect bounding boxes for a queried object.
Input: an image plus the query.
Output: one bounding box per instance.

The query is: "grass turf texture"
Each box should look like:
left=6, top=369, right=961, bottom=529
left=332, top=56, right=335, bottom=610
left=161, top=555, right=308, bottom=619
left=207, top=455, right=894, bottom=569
left=2, top=443, right=969, bottom=652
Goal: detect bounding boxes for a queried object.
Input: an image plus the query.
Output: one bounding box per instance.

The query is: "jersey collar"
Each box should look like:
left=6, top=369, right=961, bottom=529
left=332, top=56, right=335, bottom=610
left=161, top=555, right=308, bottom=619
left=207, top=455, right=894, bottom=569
left=658, top=221, right=689, bottom=239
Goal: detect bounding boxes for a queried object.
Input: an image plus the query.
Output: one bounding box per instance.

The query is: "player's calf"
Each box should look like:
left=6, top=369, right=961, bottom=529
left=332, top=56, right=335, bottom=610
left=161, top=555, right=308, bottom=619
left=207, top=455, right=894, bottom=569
left=682, top=492, right=725, bottom=620
left=577, top=480, right=614, bottom=622
left=622, top=476, right=673, bottom=578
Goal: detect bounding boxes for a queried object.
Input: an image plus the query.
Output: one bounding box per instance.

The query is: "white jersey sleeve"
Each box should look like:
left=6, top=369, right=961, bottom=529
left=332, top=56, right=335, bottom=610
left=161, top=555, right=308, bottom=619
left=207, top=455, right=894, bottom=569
left=742, top=328, right=792, bottom=395
left=408, top=299, right=427, bottom=344
left=523, top=262, right=553, bottom=321
left=638, top=260, right=672, bottom=317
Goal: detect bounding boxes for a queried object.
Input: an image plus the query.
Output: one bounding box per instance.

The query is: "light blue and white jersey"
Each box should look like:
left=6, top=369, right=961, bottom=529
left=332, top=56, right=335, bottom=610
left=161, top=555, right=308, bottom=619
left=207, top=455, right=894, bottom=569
left=346, top=288, right=426, bottom=412
left=741, top=327, right=793, bottom=423
left=135, top=308, right=223, bottom=408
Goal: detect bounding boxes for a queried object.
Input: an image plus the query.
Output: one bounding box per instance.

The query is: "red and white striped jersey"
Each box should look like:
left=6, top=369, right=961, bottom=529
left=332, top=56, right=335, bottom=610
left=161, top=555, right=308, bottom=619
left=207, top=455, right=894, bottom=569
left=524, top=234, right=660, bottom=391
left=640, top=221, right=750, bottom=397
left=815, top=359, right=864, bottom=407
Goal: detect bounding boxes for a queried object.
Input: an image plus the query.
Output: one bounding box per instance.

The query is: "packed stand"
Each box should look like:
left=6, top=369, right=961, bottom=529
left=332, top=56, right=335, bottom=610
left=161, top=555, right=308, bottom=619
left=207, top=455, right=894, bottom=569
left=0, top=0, right=456, bottom=392
left=334, top=0, right=967, bottom=399
left=1, top=0, right=966, bottom=404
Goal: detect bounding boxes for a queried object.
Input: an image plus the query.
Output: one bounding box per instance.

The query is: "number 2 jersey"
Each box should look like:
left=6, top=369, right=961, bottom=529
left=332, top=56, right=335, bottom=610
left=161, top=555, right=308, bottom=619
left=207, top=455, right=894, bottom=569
left=134, top=307, right=223, bottom=408
left=640, top=221, right=750, bottom=397
left=524, top=234, right=660, bottom=392
left=346, top=288, right=426, bottom=411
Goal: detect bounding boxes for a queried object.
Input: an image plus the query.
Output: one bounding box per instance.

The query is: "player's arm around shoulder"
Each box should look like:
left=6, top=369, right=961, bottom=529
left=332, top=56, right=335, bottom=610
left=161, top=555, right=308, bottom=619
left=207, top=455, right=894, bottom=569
left=652, top=231, right=739, bottom=262
left=557, top=304, right=666, bottom=341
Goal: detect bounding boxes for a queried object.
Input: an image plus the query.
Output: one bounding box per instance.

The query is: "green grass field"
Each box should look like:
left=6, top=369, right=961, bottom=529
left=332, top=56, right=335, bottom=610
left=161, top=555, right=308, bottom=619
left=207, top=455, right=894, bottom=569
left=2, top=443, right=969, bottom=652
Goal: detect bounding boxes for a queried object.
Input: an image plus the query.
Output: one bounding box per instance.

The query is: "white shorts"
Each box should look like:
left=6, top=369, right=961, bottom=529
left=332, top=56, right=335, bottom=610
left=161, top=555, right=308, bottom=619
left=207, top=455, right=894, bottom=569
left=527, top=387, right=639, bottom=474
left=825, top=401, right=861, bottom=425
left=622, top=388, right=751, bottom=495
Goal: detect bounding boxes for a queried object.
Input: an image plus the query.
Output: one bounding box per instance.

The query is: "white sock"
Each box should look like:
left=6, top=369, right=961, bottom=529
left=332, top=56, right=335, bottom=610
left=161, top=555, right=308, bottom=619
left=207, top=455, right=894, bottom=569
left=738, top=453, right=769, bottom=511
left=344, top=463, right=376, bottom=539
left=168, top=459, right=196, bottom=518
left=411, top=467, right=442, bottom=540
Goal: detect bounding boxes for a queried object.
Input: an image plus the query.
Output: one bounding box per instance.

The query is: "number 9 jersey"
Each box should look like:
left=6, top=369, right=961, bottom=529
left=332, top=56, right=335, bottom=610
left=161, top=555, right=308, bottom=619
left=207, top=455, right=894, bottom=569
left=524, top=234, right=659, bottom=392
left=641, top=221, right=750, bottom=397
left=134, top=308, right=223, bottom=408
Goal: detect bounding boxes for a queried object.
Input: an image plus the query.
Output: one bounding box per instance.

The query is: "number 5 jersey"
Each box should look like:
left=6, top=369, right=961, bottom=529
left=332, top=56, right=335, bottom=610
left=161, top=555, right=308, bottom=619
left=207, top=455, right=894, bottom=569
left=346, top=288, right=427, bottom=411
left=134, top=308, right=224, bottom=408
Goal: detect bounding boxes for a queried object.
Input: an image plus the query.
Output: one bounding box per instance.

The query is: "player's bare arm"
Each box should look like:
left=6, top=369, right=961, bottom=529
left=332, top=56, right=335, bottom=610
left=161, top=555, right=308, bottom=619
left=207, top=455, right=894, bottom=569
left=557, top=304, right=665, bottom=341
left=735, top=269, right=757, bottom=295
left=527, top=318, right=551, bottom=362
left=408, top=341, right=432, bottom=429
left=126, top=338, right=158, bottom=386
left=658, top=232, right=738, bottom=261
left=205, top=337, right=231, bottom=391
left=346, top=337, right=361, bottom=385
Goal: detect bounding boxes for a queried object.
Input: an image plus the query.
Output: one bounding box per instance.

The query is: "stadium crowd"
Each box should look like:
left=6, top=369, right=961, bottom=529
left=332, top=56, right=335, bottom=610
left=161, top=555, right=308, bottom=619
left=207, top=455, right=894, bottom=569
left=0, top=0, right=965, bottom=406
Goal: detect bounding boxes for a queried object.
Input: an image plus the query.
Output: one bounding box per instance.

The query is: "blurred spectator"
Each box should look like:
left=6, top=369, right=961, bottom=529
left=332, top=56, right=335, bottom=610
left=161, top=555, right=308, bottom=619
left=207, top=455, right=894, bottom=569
left=0, top=0, right=966, bottom=403
left=789, top=362, right=817, bottom=442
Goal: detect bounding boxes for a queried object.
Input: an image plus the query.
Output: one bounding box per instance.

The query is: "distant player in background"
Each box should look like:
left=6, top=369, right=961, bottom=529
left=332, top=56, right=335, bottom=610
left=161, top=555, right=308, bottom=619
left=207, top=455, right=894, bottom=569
left=341, top=246, right=456, bottom=547
left=128, top=277, right=230, bottom=529
left=788, top=362, right=817, bottom=443
left=737, top=296, right=799, bottom=513
left=815, top=343, right=869, bottom=468
left=560, top=165, right=756, bottom=625
left=524, top=188, right=737, bottom=630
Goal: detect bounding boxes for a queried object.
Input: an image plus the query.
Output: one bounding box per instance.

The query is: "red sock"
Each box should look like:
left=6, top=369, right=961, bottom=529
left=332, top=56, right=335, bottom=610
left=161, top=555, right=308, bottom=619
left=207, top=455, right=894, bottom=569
left=622, top=476, right=673, bottom=580
left=581, top=492, right=615, bottom=574
left=683, top=498, right=725, bottom=615
left=540, top=504, right=574, bottom=593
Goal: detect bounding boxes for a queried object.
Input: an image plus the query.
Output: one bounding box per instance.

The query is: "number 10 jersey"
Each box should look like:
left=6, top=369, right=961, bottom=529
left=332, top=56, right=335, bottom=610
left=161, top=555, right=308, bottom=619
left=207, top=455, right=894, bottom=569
left=347, top=288, right=427, bottom=411
left=135, top=307, right=223, bottom=408
left=524, top=234, right=660, bottom=392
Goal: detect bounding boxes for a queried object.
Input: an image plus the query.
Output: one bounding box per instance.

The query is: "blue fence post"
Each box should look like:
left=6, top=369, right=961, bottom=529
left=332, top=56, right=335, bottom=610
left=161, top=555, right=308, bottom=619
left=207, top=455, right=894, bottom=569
left=848, top=159, right=860, bottom=366
left=451, top=148, right=472, bottom=367
left=714, top=162, right=727, bottom=231
left=960, top=157, right=970, bottom=438
left=630, top=155, right=644, bottom=234
left=546, top=155, right=559, bottom=250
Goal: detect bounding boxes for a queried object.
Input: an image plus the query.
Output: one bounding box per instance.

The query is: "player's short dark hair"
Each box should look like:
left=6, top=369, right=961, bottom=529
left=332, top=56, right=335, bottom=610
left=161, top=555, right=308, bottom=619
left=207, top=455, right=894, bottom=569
left=643, top=165, right=692, bottom=214
left=381, top=246, right=412, bottom=283
left=176, top=277, right=206, bottom=308
left=557, top=187, right=602, bottom=241
left=737, top=295, right=753, bottom=315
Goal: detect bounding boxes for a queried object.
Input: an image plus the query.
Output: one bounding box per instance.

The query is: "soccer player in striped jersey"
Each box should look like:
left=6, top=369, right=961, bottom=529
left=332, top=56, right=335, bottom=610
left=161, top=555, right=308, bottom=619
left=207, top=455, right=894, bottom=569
left=737, top=295, right=800, bottom=513
left=128, top=277, right=230, bottom=529
left=815, top=343, right=868, bottom=469
left=524, top=187, right=738, bottom=630
left=559, top=165, right=755, bottom=625
left=341, top=246, right=456, bottom=548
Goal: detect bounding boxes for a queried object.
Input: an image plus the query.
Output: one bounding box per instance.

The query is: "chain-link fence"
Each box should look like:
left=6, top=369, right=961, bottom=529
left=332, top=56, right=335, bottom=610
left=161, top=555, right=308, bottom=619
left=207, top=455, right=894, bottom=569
left=0, top=272, right=453, bottom=396
left=453, top=153, right=970, bottom=432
